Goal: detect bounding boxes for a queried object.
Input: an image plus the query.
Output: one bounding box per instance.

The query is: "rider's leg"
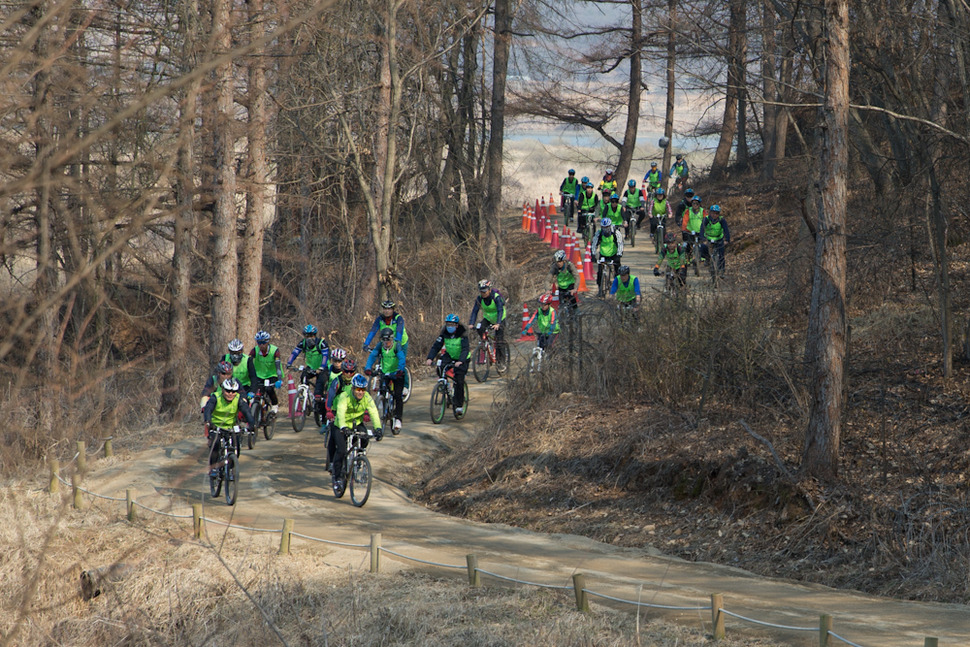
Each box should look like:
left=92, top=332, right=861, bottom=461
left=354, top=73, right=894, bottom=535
left=331, top=428, right=348, bottom=480
left=452, top=364, right=468, bottom=408
left=391, top=374, right=405, bottom=419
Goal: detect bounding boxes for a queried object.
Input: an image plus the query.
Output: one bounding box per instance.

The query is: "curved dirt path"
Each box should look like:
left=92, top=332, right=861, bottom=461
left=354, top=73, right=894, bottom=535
left=84, top=359, right=968, bottom=647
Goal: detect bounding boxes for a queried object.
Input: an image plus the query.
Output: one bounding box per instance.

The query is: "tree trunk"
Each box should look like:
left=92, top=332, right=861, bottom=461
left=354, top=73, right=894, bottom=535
left=709, top=0, right=743, bottom=180
left=802, top=0, right=849, bottom=482
left=761, top=0, right=778, bottom=180
left=483, top=0, right=511, bottom=270
left=734, top=0, right=749, bottom=169
left=661, top=0, right=676, bottom=191
left=615, top=0, right=642, bottom=185
left=208, top=0, right=239, bottom=360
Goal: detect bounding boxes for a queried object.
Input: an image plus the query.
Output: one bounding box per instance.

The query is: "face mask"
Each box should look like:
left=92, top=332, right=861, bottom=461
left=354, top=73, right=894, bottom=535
left=446, top=325, right=457, bottom=334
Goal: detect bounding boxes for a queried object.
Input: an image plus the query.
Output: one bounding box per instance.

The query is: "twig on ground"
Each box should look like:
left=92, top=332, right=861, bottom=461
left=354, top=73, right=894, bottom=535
left=737, top=419, right=816, bottom=509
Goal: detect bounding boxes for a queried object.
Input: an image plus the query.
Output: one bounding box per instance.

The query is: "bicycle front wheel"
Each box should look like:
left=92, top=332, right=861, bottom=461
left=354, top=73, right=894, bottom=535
left=402, top=366, right=412, bottom=403
left=382, top=394, right=395, bottom=434
left=263, top=407, right=276, bottom=440
left=349, top=455, right=372, bottom=507
left=224, top=454, right=238, bottom=506
left=472, top=342, right=489, bottom=382
left=629, top=219, right=637, bottom=247
left=247, top=426, right=256, bottom=450
left=291, top=391, right=307, bottom=432
left=209, top=460, right=222, bottom=498
left=430, top=383, right=446, bottom=424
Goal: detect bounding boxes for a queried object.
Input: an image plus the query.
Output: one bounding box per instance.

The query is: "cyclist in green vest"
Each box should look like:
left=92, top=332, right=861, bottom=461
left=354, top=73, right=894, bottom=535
left=670, top=154, right=689, bottom=192
left=363, top=300, right=409, bottom=357
left=592, top=217, right=624, bottom=297
left=522, top=293, right=560, bottom=350
left=225, top=338, right=257, bottom=399
left=200, top=360, right=234, bottom=411
left=331, top=373, right=383, bottom=494
left=559, top=169, right=580, bottom=224
left=249, top=330, right=284, bottom=419
left=680, top=194, right=706, bottom=262
left=654, top=234, right=688, bottom=286
left=425, top=313, right=470, bottom=416
left=287, top=324, right=330, bottom=422
left=576, top=181, right=599, bottom=240
left=649, top=187, right=673, bottom=241
left=469, top=279, right=507, bottom=365
left=316, top=347, right=346, bottom=412
left=620, top=179, right=646, bottom=240
left=598, top=169, right=618, bottom=197
left=550, top=249, right=579, bottom=310
left=609, top=265, right=641, bottom=307
left=202, top=378, right=255, bottom=477
left=643, top=162, right=662, bottom=195
left=701, top=204, right=731, bottom=279
left=364, top=328, right=407, bottom=432
left=602, top=193, right=623, bottom=231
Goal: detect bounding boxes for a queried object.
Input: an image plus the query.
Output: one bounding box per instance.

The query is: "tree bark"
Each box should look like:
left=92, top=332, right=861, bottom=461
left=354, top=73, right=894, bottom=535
left=661, top=0, right=676, bottom=191
left=734, top=0, right=749, bottom=169
left=802, top=0, right=849, bottom=482
left=761, top=0, right=778, bottom=180
left=615, top=0, right=642, bottom=185
left=483, top=0, right=511, bottom=270
left=709, top=0, right=744, bottom=180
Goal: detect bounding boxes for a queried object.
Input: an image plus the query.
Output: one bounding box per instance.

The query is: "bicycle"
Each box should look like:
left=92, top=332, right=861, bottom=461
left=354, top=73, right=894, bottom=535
left=623, top=206, right=642, bottom=247
left=364, top=347, right=412, bottom=403
left=663, top=268, right=687, bottom=297
left=251, top=379, right=277, bottom=440
left=289, top=366, right=321, bottom=433
left=430, top=358, right=469, bottom=424
left=684, top=231, right=702, bottom=277
left=332, top=424, right=374, bottom=507
left=369, top=370, right=401, bottom=435
left=654, top=215, right=667, bottom=255
left=560, top=193, right=576, bottom=226
left=597, top=255, right=619, bottom=297
left=207, top=425, right=240, bottom=506
left=472, top=325, right=508, bottom=382
left=578, top=210, right=595, bottom=246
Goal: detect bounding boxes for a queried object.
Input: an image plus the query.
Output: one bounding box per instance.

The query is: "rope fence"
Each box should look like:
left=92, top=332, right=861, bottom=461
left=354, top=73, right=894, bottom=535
left=47, top=447, right=946, bottom=647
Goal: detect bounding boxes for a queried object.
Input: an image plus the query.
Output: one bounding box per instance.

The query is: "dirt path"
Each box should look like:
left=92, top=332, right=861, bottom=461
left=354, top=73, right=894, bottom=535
left=84, top=366, right=968, bottom=647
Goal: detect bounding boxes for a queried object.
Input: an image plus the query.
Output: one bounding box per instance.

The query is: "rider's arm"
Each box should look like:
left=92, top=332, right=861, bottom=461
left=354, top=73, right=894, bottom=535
left=494, top=294, right=506, bottom=324
left=633, top=277, right=642, bottom=298
left=427, top=336, right=444, bottom=360
left=334, top=392, right=350, bottom=428
left=458, top=335, right=470, bottom=363
left=362, top=316, right=380, bottom=349
left=609, top=275, right=620, bottom=295
left=616, top=233, right=624, bottom=256
left=364, top=346, right=380, bottom=372
left=237, top=399, right=257, bottom=427
left=393, top=314, right=406, bottom=343
left=246, top=356, right=257, bottom=392
left=201, top=375, right=217, bottom=398
left=468, top=298, right=481, bottom=327
left=287, top=342, right=303, bottom=367
left=273, top=349, right=283, bottom=382
left=364, top=394, right=382, bottom=430
left=523, top=312, right=537, bottom=333
left=394, top=344, right=406, bottom=372
left=326, top=376, right=340, bottom=410
left=722, top=219, right=731, bottom=243
left=681, top=211, right=690, bottom=231
left=202, top=396, right=217, bottom=423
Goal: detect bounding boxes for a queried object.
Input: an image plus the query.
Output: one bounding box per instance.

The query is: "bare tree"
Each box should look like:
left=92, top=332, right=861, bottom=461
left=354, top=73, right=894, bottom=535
left=708, top=0, right=745, bottom=180
left=483, top=0, right=512, bottom=268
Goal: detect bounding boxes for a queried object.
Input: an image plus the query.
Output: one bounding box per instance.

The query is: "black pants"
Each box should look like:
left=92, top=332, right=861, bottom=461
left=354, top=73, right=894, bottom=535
left=383, top=374, right=405, bottom=419
left=451, top=362, right=468, bottom=408
left=557, top=286, right=577, bottom=310
left=256, top=384, right=278, bottom=406
left=596, top=255, right=621, bottom=292
left=329, top=424, right=370, bottom=480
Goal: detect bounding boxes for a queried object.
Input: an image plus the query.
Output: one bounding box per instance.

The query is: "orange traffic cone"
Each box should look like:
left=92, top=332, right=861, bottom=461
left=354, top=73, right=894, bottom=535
left=528, top=207, right=537, bottom=234
left=583, top=243, right=594, bottom=280
left=542, top=216, right=553, bottom=243
left=571, top=232, right=583, bottom=265
left=521, top=203, right=529, bottom=231
left=538, top=213, right=547, bottom=240
left=564, top=232, right=573, bottom=260
left=548, top=193, right=557, bottom=216
left=539, top=196, right=547, bottom=219
left=577, top=268, right=589, bottom=293
left=286, top=374, right=297, bottom=418
left=551, top=289, right=560, bottom=309
left=550, top=221, right=559, bottom=248
left=519, top=303, right=535, bottom=341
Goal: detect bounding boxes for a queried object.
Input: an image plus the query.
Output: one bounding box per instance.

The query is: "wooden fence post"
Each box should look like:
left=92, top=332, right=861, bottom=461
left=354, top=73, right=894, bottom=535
left=72, top=473, right=82, bottom=509
left=466, top=555, right=480, bottom=587
left=818, top=614, right=832, bottom=647
left=126, top=489, right=135, bottom=522
left=49, top=459, right=60, bottom=494
left=192, top=504, right=203, bottom=539
left=103, top=437, right=113, bottom=458
left=572, top=573, right=590, bottom=612
left=924, top=638, right=938, bottom=647
left=279, top=519, right=294, bottom=555
left=370, top=533, right=381, bottom=573
left=76, top=441, right=87, bottom=473
left=711, top=593, right=725, bottom=640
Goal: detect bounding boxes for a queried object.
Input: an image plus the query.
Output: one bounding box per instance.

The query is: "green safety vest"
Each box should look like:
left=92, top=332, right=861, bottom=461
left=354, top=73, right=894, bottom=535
left=579, top=192, right=598, bottom=212
left=653, top=198, right=668, bottom=217
left=555, top=263, right=576, bottom=289
left=334, top=390, right=381, bottom=430
left=534, top=308, right=560, bottom=334
left=686, top=207, right=704, bottom=232
left=379, top=342, right=404, bottom=374
left=253, top=344, right=279, bottom=380
left=480, top=295, right=505, bottom=323
left=301, top=339, right=325, bottom=371
left=615, top=275, right=637, bottom=303
left=599, top=232, right=618, bottom=257
left=379, top=316, right=408, bottom=346
left=225, top=353, right=251, bottom=387
left=599, top=179, right=617, bottom=195
left=562, top=177, right=579, bottom=194
left=603, top=202, right=622, bottom=222
left=210, top=392, right=240, bottom=429
left=624, top=189, right=641, bottom=208
left=646, top=169, right=661, bottom=187
left=443, top=336, right=466, bottom=360
left=705, top=218, right=725, bottom=241
left=665, top=248, right=686, bottom=270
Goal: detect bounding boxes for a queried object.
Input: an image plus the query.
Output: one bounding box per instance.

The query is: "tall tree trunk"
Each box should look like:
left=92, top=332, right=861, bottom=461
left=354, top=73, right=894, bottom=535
left=661, top=0, right=676, bottom=190
left=208, top=0, right=239, bottom=360
left=709, top=0, right=744, bottom=180
left=615, top=0, right=642, bottom=185
left=734, top=0, right=749, bottom=169
left=802, top=0, right=849, bottom=481
left=761, top=0, right=778, bottom=180
left=483, top=0, right=511, bottom=270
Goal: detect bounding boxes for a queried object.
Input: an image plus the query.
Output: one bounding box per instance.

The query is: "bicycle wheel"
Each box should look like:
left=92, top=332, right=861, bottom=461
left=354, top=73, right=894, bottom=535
left=654, top=223, right=662, bottom=254
left=313, top=400, right=323, bottom=428
left=291, top=391, right=307, bottom=432
left=430, top=382, right=446, bottom=424
left=232, top=431, right=241, bottom=457
left=629, top=218, right=636, bottom=247
left=224, top=454, right=238, bottom=506
left=349, top=454, right=372, bottom=507
left=472, top=342, right=489, bottom=382
left=209, top=457, right=222, bottom=498
left=263, top=406, right=276, bottom=440
left=247, top=426, right=256, bottom=450
left=382, top=393, right=396, bottom=434
left=494, top=341, right=509, bottom=375
left=402, top=366, right=412, bottom=403
left=454, top=382, right=469, bottom=420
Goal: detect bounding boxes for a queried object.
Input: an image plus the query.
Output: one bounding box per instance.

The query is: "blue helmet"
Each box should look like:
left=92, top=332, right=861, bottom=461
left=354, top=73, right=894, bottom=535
left=255, top=330, right=271, bottom=344
left=610, top=193, right=619, bottom=200
left=303, top=324, right=318, bottom=335
left=655, top=188, right=665, bottom=197
left=691, top=194, right=702, bottom=203
left=710, top=204, right=721, bottom=213
left=581, top=176, right=589, bottom=184
left=351, top=374, right=368, bottom=389
left=684, top=188, right=695, bottom=199
left=568, top=168, right=575, bottom=174
left=601, top=217, right=612, bottom=228
left=445, top=313, right=460, bottom=324
left=628, top=179, right=636, bottom=187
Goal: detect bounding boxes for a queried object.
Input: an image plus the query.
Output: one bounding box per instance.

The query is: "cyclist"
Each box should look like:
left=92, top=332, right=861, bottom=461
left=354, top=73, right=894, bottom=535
left=654, top=234, right=688, bottom=286
left=469, top=279, right=506, bottom=365
left=523, top=293, right=560, bottom=350
left=286, top=323, right=329, bottom=381
left=681, top=194, right=706, bottom=262
left=225, top=338, right=257, bottom=400
left=324, top=358, right=357, bottom=426
left=425, top=314, right=470, bottom=416
left=200, top=360, right=234, bottom=411
left=675, top=187, right=695, bottom=222
left=364, top=328, right=406, bottom=432
left=202, top=378, right=255, bottom=478
left=643, top=162, right=662, bottom=196
left=598, top=169, right=618, bottom=197
left=315, top=347, right=346, bottom=415
left=592, top=217, right=623, bottom=297
left=363, top=299, right=411, bottom=397
left=330, top=373, right=383, bottom=494
left=550, top=249, right=579, bottom=310
left=576, top=181, right=599, bottom=240
left=250, top=330, right=283, bottom=419
left=602, top=192, right=623, bottom=231
left=649, top=187, right=672, bottom=241
left=609, top=265, right=641, bottom=307
left=701, top=204, right=731, bottom=279
left=559, top=169, right=580, bottom=223
left=670, top=154, right=689, bottom=190
left=620, top=179, right=646, bottom=240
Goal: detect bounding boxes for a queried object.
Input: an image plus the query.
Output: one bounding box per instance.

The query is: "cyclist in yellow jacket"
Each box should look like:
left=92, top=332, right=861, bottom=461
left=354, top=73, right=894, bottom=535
left=331, top=373, right=382, bottom=493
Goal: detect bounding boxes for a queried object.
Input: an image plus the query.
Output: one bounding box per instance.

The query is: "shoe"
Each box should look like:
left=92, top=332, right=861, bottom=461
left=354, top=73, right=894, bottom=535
left=402, top=387, right=410, bottom=399
left=333, top=478, right=344, bottom=492
left=270, top=404, right=279, bottom=415
left=394, top=418, right=402, bottom=431
left=209, top=468, right=219, bottom=478
left=454, top=407, right=464, bottom=416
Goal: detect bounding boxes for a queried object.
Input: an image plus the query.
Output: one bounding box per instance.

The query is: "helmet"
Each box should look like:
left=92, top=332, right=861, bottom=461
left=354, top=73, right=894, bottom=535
left=538, top=293, right=552, bottom=305
left=619, top=265, right=630, bottom=275
left=255, top=330, right=270, bottom=344
left=445, top=313, right=460, bottom=324
left=691, top=195, right=701, bottom=203
left=568, top=168, right=575, bottom=174
left=217, top=360, right=232, bottom=375
left=341, top=358, right=357, bottom=372
left=710, top=204, right=721, bottom=213
left=585, top=182, right=594, bottom=188
left=605, top=169, right=613, bottom=175
left=610, top=193, right=619, bottom=200
left=381, top=299, right=395, bottom=309
left=331, top=348, right=347, bottom=362
left=478, top=279, right=491, bottom=291
left=601, top=217, right=612, bottom=228
left=664, top=233, right=676, bottom=244
left=628, top=179, right=636, bottom=187
left=655, top=188, right=665, bottom=197
left=684, top=188, right=695, bottom=199
left=581, top=176, right=589, bottom=184
left=351, top=374, right=368, bottom=389
left=227, top=338, right=244, bottom=353
left=676, top=154, right=684, bottom=160
left=380, top=328, right=394, bottom=340
left=221, top=378, right=240, bottom=392
left=554, top=249, right=566, bottom=261
left=650, top=162, right=658, bottom=168
left=303, top=324, right=318, bottom=335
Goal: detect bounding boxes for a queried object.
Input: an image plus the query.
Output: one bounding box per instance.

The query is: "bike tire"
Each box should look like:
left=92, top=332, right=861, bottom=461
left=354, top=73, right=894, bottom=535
left=402, top=366, right=412, bottom=403
left=232, top=431, right=241, bottom=458
left=349, top=454, right=372, bottom=507
left=291, top=392, right=307, bottom=432
left=692, top=243, right=700, bottom=276
left=263, top=408, right=276, bottom=440
left=382, top=393, right=395, bottom=434
left=494, top=342, right=509, bottom=375
left=654, top=223, right=662, bottom=254
left=430, top=382, right=446, bottom=424
left=247, top=427, right=255, bottom=450
left=224, top=454, right=237, bottom=506
left=629, top=219, right=636, bottom=247
left=313, top=403, right=322, bottom=429
left=454, top=382, right=469, bottom=419
left=472, top=343, right=489, bottom=382
left=209, top=461, right=222, bottom=498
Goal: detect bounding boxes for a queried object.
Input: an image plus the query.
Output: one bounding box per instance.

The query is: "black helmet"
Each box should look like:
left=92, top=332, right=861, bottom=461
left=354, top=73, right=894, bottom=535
left=380, top=328, right=394, bottom=340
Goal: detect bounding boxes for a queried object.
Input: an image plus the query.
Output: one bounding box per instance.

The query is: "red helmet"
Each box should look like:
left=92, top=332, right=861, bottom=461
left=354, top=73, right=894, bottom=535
left=538, top=294, right=552, bottom=305
left=341, top=359, right=356, bottom=373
